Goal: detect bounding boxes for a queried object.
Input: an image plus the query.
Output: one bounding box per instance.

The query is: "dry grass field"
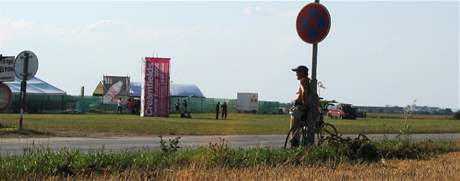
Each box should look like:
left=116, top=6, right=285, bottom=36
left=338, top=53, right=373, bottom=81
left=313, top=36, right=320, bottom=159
left=162, top=153, right=460, bottom=181
left=36, top=151, right=460, bottom=181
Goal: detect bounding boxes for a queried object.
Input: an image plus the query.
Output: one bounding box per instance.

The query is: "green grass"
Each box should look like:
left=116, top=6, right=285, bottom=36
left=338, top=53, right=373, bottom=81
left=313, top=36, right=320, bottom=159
left=0, top=127, right=51, bottom=137
left=0, top=139, right=458, bottom=179
left=0, top=113, right=459, bottom=137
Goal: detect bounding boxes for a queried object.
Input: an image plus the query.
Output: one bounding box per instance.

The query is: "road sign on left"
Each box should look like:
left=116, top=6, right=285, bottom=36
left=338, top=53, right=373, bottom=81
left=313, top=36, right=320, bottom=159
left=0, top=55, right=16, bottom=82
left=15, top=50, right=39, bottom=81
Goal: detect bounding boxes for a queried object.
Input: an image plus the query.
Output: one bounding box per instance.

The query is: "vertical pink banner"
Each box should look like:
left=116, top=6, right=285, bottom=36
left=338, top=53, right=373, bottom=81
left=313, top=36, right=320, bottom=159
left=143, top=57, right=170, bottom=117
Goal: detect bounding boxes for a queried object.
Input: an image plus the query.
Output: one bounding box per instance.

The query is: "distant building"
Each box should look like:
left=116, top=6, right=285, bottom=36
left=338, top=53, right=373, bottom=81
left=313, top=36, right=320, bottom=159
left=4, top=77, right=67, bottom=113
left=5, top=77, right=66, bottom=95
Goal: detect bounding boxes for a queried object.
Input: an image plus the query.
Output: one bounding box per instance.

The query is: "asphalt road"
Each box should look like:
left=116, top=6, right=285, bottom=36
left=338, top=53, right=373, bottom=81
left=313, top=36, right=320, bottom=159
left=0, top=133, right=459, bottom=155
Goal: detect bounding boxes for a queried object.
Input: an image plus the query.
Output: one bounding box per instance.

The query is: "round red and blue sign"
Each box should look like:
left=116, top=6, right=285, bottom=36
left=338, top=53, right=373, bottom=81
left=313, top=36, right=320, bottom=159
left=296, top=3, right=331, bottom=44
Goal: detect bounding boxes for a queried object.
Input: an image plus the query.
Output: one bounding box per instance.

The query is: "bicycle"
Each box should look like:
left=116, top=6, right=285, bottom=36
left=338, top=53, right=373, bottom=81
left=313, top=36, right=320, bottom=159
left=284, top=99, right=338, bottom=148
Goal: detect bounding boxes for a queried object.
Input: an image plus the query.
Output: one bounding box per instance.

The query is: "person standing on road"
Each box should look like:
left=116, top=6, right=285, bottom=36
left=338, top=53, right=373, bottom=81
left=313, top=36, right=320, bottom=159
left=216, top=102, right=221, bottom=120
left=289, top=65, right=310, bottom=147
left=221, top=101, right=228, bottom=120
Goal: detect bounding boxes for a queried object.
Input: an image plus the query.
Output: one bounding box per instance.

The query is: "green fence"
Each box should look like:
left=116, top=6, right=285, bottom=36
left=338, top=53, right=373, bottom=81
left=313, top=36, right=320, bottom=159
left=172, top=97, right=287, bottom=114
left=7, top=94, right=69, bottom=113
left=170, top=97, right=236, bottom=113
left=3, top=94, right=288, bottom=114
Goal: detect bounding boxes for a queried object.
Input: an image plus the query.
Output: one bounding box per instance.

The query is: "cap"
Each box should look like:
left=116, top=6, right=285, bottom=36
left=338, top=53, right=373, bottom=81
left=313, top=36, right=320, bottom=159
left=291, top=65, right=309, bottom=73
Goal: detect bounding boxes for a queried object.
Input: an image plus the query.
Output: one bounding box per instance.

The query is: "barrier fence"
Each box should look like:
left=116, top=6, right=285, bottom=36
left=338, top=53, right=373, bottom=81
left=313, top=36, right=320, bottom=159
left=3, top=94, right=289, bottom=114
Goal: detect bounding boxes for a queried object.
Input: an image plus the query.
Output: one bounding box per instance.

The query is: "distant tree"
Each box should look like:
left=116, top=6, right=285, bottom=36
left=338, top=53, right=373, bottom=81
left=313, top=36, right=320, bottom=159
left=454, top=111, right=460, bottom=120
left=444, top=108, right=453, bottom=115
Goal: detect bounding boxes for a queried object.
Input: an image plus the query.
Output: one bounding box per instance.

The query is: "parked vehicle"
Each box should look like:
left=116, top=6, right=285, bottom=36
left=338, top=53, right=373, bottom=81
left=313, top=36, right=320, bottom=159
left=327, top=108, right=345, bottom=119
left=236, top=92, right=258, bottom=113
left=327, top=103, right=366, bottom=120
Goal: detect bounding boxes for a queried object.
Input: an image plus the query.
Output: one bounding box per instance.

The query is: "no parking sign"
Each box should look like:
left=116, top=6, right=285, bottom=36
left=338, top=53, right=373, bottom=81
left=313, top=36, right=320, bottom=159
left=295, top=1, right=331, bottom=145
left=296, top=3, right=331, bottom=44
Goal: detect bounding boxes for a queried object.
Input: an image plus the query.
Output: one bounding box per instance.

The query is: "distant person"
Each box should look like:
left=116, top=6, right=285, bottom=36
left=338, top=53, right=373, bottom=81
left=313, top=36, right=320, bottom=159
left=180, top=99, right=192, bottom=118
left=216, top=102, right=221, bottom=120
left=134, top=99, right=141, bottom=114
left=127, top=97, right=134, bottom=114
left=183, top=99, right=188, bottom=113
left=117, top=97, right=123, bottom=114
left=221, top=102, right=228, bottom=120
left=175, top=99, right=181, bottom=113
left=289, top=65, right=310, bottom=147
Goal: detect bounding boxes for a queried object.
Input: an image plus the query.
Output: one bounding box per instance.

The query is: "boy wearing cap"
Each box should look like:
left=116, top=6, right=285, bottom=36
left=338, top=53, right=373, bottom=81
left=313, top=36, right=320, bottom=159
left=289, top=65, right=310, bottom=147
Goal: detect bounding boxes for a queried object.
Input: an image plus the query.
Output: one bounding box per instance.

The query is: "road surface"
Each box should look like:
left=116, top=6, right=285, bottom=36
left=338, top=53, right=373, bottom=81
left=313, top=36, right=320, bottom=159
left=0, top=133, right=459, bottom=155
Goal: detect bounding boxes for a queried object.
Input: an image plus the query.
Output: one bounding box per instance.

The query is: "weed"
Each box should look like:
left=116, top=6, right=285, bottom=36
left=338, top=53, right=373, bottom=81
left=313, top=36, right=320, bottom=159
left=159, top=136, right=181, bottom=154
left=454, top=111, right=460, bottom=120
left=397, top=110, right=413, bottom=140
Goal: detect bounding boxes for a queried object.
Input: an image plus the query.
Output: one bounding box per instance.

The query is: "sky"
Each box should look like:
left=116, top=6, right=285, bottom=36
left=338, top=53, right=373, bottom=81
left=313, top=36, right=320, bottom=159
left=0, top=1, right=458, bottom=109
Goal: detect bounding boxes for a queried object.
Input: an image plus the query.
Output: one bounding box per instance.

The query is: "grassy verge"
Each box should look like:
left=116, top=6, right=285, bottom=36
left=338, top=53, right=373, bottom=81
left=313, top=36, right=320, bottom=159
left=1, top=139, right=459, bottom=180
left=128, top=152, right=460, bottom=180
left=0, top=122, right=50, bottom=137
left=0, top=128, right=51, bottom=138
left=0, top=113, right=459, bottom=136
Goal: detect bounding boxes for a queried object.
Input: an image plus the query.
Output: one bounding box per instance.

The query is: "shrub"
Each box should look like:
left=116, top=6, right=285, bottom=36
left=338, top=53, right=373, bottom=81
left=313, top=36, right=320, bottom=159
left=453, top=111, right=460, bottom=120
left=159, top=136, right=181, bottom=154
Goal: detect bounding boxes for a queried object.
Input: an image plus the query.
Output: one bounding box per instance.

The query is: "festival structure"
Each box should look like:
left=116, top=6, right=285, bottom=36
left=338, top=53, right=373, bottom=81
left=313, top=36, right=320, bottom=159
left=140, top=57, right=170, bottom=117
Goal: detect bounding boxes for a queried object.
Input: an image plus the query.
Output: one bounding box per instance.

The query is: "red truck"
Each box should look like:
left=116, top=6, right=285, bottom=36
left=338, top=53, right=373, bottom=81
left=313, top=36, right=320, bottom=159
left=327, top=108, right=345, bottom=119
left=327, top=103, right=366, bottom=120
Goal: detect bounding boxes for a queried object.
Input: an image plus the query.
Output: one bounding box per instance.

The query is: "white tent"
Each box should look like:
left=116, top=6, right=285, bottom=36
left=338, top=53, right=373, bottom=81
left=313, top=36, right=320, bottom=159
left=4, top=77, right=66, bottom=95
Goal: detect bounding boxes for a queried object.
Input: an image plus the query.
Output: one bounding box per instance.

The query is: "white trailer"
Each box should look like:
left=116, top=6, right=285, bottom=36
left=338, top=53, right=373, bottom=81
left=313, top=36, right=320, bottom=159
left=236, top=92, right=258, bottom=113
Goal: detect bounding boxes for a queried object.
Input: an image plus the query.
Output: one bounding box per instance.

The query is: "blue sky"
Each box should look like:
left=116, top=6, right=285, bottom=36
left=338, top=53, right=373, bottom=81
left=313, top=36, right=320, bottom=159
left=0, top=1, right=458, bottom=109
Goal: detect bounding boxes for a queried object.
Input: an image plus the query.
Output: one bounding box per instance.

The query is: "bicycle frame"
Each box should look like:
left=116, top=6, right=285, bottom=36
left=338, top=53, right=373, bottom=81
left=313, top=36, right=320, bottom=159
left=284, top=102, right=337, bottom=148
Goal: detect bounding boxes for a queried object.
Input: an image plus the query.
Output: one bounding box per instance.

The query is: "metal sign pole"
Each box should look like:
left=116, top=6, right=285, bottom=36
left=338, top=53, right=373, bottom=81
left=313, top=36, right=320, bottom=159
left=296, top=0, right=329, bottom=146
left=307, top=43, right=319, bottom=145
left=305, top=0, right=321, bottom=145
left=18, top=52, right=30, bottom=130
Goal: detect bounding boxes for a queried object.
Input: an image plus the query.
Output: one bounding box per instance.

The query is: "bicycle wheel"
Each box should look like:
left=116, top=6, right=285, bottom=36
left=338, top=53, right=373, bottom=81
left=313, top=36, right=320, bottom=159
left=318, top=122, right=338, bottom=143
left=284, top=126, right=308, bottom=149
left=284, top=127, right=294, bottom=149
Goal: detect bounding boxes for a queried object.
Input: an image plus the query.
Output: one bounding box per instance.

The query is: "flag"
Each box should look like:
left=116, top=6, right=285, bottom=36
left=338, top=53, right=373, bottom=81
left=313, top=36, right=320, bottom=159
left=318, top=81, right=325, bottom=89
left=141, top=57, right=170, bottom=117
